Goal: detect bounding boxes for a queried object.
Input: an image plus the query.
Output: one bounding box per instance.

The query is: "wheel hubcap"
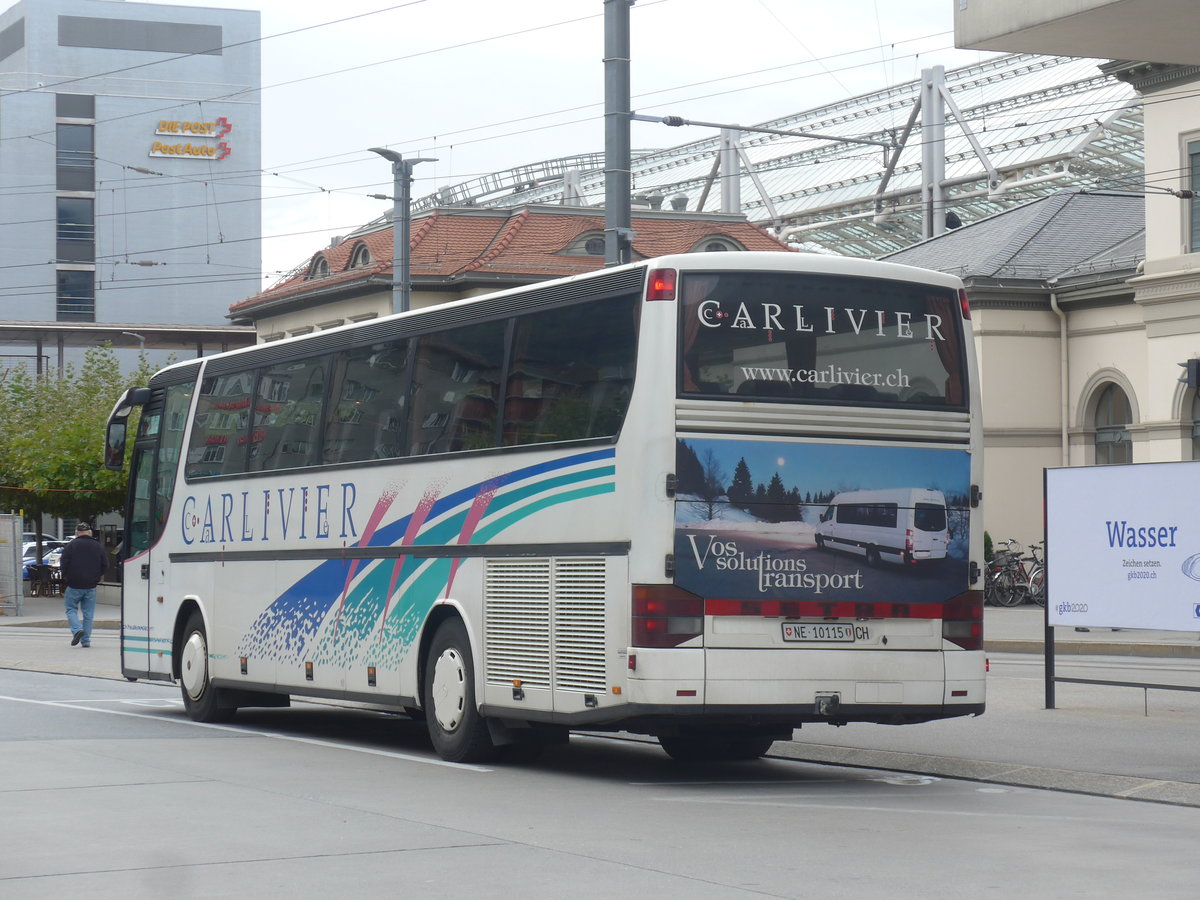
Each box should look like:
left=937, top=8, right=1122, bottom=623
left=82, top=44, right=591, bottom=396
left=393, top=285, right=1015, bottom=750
left=430, top=648, right=467, bottom=734
left=181, top=630, right=208, bottom=701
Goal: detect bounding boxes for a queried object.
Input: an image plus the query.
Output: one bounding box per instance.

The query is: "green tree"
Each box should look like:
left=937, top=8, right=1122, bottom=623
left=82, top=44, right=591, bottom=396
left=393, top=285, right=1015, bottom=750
left=727, top=457, right=754, bottom=509
left=0, top=346, right=152, bottom=524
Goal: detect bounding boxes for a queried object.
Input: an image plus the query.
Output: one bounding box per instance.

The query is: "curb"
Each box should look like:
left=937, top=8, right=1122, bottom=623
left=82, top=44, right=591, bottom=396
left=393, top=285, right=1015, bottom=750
left=986, top=639, right=1200, bottom=659
left=768, top=741, right=1200, bottom=808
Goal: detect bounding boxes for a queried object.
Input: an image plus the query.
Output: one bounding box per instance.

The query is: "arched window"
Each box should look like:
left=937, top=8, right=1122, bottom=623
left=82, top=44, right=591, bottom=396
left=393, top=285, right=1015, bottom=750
left=1094, top=383, right=1132, bottom=465
left=1191, top=392, right=1200, bottom=460
left=307, top=256, right=330, bottom=279
left=690, top=236, right=743, bottom=253
left=350, top=243, right=372, bottom=268
left=561, top=232, right=607, bottom=256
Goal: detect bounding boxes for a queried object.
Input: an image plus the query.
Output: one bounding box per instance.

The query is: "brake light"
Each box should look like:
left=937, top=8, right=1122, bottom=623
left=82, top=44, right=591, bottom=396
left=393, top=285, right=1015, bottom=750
left=941, top=590, right=983, bottom=650
left=959, top=287, right=972, bottom=320
left=632, top=584, right=702, bottom=648
left=646, top=268, right=677, bottom=301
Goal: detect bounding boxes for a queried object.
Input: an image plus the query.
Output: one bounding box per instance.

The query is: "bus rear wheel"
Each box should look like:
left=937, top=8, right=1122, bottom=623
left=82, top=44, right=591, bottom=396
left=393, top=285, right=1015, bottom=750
left=658, top=731, right=775, bottom=762
left=179, top=610, right=236, bottom=723
left=423, top=619, right=498, bottom=763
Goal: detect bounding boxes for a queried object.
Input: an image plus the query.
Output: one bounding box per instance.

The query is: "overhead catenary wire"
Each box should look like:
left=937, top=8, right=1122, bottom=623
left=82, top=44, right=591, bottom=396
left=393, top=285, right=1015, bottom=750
left=0, top=4, right=1163, bottom=285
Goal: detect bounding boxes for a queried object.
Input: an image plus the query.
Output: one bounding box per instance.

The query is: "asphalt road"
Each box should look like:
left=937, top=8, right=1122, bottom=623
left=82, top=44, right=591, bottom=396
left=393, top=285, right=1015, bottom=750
left=3, top=598, right=1200, bottom=807
left=4, top=667, right=1200, bottom=899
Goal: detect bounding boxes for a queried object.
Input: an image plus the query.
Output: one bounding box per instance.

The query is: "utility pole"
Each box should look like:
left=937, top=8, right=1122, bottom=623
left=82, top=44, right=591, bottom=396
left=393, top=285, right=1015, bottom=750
left=920, top=66, right=947, bottom=240
left=603, top=0, right=634, bottom=266
left=369, top=148, right=435, bottom=314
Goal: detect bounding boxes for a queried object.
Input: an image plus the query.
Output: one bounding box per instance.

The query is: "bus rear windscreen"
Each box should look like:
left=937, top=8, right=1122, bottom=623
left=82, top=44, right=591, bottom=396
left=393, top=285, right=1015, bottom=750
left=679, top=271, right=966, bottom=409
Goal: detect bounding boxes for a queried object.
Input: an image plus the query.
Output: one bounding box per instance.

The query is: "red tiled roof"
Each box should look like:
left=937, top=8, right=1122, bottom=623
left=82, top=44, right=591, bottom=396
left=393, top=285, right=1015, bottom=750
left=231, top=206, right=791, bottom=315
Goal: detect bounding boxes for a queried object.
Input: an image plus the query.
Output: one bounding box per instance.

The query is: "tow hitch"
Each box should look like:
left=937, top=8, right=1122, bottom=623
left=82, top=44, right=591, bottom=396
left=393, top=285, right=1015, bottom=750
left=814, top=692, right=841, bottom=717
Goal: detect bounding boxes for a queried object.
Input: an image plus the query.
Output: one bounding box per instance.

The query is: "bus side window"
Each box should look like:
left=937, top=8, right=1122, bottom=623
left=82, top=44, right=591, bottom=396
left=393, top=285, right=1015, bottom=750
left=185, top=372, right=254, bottom=478
left=323, top=340, right=411, bottom=464
left=504, top=295, right=637, bottom=446
left=407, top=322, right=505, bottom=456
left=151, top=382, right=193, bottom=542
left=250, top=356, right=327, bottom=472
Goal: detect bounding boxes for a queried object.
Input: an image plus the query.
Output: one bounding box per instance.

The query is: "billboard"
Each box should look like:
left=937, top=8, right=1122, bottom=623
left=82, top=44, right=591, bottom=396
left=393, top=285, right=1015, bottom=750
left=1046, top=461, right=1200, bottom=631
left=673, top=437, right=971, bottom=607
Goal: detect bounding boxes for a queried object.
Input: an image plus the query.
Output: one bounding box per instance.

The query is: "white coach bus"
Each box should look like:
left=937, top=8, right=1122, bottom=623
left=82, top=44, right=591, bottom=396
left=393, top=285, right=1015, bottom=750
left=105, top=251, right=985, bottom=763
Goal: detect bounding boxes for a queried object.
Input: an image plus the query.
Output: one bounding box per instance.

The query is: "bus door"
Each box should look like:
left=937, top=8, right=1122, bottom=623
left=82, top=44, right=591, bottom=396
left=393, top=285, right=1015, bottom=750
left=115, top=382, right=194, bottom=681
left=122, top=418, right=157, bottom=680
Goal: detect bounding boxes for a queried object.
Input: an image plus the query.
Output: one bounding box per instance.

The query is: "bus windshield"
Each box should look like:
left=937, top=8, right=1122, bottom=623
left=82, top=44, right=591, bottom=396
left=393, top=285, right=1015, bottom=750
left=678, top=271, right=965, bottom=409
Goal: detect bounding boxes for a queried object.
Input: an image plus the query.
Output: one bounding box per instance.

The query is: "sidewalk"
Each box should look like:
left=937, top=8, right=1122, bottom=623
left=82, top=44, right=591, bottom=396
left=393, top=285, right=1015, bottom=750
left=6, top=591, right=1200, bottom=659
left=3, top=591, right=1200, bottom=806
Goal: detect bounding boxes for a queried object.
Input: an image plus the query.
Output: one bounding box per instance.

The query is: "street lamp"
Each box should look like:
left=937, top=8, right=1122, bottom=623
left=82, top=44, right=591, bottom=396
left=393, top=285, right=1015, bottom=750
left=368, top=148, right=435, bottom=315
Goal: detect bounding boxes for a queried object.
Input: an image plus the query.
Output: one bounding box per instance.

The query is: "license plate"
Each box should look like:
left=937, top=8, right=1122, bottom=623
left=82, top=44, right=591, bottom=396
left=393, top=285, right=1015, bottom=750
left=781, top=622, right=860, bottom=642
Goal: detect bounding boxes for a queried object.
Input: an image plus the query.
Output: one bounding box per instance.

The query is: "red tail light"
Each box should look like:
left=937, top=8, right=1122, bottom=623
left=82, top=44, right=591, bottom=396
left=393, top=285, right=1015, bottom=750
left=632, top=584, right=702, bottom=648
left=646, top=268, right=677, bottom=302
left=942, top=590, right=983, bottom=650
left=959, top=287, right=972, bottom=320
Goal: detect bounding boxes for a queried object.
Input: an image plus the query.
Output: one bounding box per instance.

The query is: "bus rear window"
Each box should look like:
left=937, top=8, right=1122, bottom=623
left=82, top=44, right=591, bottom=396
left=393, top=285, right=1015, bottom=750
left=679, top=271, right=966, bottom=409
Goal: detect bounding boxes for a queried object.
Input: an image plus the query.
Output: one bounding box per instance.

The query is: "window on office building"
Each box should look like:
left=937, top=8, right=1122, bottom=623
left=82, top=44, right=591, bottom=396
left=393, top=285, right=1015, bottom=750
left=56, top=123, right=94, bottom=191
left=56, top=197, right=95, bottom=262
left=1093, top=383, right=1132, bottom=465
left=56, top=94, right=95, bottom=118
left=56, top=270, right=95, bottom=322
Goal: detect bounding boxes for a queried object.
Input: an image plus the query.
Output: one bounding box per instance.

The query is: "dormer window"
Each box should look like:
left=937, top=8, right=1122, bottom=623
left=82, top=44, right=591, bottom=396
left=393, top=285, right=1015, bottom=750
left=307, top=256, right=330, bottom=279
left=350, top=243, right=373, bottom=268
left=693, top=236, right=743, bottom=253
left=561, top=231, right=608, bottom=256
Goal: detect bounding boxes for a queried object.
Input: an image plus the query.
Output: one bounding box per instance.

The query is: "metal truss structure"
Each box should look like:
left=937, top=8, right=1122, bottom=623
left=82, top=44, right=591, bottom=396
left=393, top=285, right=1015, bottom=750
left=414, top=54, right=1144, bottom=258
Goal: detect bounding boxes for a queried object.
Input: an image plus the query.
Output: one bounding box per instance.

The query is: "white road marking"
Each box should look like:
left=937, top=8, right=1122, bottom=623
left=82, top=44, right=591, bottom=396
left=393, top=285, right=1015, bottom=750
left=0, top=694, right=492, bottom=772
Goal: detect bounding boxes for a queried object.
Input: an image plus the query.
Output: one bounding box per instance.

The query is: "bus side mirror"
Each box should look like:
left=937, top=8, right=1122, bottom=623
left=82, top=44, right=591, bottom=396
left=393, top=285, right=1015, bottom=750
left=104, top=421, right=127, bottom=471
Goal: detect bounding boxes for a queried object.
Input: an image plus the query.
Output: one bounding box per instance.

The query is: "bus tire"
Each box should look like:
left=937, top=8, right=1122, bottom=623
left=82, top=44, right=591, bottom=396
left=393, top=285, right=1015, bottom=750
left=814, top=535, right=825, bottom=549
left=866, top=547, right=882, bottom=567
left=179, top=610, right=236, bottom=723
left=423, top=619, right=498, bottom=763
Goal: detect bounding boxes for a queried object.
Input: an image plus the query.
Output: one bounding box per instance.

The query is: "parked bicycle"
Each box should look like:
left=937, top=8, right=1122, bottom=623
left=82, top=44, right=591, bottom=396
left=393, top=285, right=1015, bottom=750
left=1026, top=541, right=1045, bottom=607
left=984, top=539, right=1040, bottom=607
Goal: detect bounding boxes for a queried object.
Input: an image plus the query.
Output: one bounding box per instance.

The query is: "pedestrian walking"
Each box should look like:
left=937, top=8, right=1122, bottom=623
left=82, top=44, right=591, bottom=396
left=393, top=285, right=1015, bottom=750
left=60, top=523, right=108, bottom=648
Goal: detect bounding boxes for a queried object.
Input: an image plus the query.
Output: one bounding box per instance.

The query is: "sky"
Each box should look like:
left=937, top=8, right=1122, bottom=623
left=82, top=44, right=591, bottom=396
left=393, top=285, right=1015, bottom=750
left=145, top=0, right=993, bottom=293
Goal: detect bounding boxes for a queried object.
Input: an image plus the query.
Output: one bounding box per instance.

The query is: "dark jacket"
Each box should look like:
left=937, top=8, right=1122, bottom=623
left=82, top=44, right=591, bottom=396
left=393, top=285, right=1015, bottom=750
left=60, top=535, right=108, bottom=589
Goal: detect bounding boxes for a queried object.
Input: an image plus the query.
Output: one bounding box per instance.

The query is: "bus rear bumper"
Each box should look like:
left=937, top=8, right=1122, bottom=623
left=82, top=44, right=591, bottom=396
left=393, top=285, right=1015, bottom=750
left=625, top=646, right=986, bottom=723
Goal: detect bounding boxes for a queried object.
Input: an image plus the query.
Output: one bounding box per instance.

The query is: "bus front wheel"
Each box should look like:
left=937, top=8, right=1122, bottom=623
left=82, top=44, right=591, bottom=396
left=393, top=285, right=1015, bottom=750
left=423, top=619, right=498, bottom=763
left=179, top=610, right=236, bottom=723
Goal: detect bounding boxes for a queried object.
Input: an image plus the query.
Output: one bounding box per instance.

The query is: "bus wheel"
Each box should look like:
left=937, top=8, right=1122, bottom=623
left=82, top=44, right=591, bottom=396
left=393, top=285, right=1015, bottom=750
left=866, top=547, right=882, bottom=567
left=814, top=535, right=825, bottom=549
left=423, top=619, right=498, bottom=763
left=179, top=611, right=236, bottom=723
left=658, top=732, right=775, bottom=762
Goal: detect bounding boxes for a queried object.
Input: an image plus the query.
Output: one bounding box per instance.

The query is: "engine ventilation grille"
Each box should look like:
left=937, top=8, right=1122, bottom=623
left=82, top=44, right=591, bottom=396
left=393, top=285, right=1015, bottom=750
left=484, top=557, right=607, bottom=693
left=552, top=557, right=608, bottom=692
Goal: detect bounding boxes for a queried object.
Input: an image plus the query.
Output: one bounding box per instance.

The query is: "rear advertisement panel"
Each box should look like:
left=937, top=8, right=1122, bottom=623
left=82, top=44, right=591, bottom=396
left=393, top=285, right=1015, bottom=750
left=674, top=437, right=971, bottom=607
left=1046, top=461, right=1200, bottom=631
